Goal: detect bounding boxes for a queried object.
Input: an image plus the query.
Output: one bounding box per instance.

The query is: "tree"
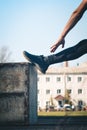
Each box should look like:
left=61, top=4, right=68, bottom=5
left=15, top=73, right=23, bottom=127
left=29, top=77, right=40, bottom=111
left=0, top=46, right=12, bottom=63
left=64, top=89, right=71, bottom=104
left=50, top=95, right=54, bottom=106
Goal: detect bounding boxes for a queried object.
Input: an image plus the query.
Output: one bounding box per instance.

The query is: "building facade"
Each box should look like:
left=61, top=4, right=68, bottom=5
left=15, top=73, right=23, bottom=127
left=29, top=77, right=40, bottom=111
left=37, top=62, right=87, bottom=110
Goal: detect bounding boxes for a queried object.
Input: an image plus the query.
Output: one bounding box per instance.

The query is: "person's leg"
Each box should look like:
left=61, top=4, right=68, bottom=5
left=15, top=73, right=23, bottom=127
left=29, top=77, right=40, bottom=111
left=47, top=39, right=87, bottom=65
left=23, top=39, right=87, bottom=74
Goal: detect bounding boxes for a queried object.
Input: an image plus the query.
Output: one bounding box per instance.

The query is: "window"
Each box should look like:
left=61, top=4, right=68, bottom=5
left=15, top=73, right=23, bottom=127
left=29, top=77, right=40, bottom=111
left=46, top=101, right=50, bottom=105
left=78, top=89, right=82, bottom=94
left=78, top=77, right=82, bottom=82
left=57, top=89, right=61, bottom=94
left=67, top=76, right=71, bottom=82
left=56, top=77, right=61, bottom=82
left=46, top=90, right=50, bottom=94
left=46, top=77, right=50, bottom=82
left=78, top=100, right=83, bottom=106
left=67, top=89, right=72, bottom=94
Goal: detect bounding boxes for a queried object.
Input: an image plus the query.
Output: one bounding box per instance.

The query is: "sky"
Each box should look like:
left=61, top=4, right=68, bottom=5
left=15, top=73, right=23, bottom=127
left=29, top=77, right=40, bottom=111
left=0, top=0, right=87, bottom=67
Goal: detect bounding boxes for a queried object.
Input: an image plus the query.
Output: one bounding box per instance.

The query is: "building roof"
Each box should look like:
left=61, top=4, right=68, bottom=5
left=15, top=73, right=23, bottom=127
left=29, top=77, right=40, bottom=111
left=38, top=62, right=87, bottom=74
left=55, top=95, right=64, bottom=100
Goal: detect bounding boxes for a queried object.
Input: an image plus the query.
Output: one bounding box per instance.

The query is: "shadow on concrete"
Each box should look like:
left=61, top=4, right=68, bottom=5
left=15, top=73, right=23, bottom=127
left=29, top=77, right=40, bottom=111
left=0, top=116, right=87, bottom=130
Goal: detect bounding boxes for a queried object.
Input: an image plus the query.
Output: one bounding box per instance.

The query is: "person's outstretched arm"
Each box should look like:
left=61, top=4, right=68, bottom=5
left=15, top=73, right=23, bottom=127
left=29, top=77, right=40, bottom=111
left=50, top=0, right=87, bottom=53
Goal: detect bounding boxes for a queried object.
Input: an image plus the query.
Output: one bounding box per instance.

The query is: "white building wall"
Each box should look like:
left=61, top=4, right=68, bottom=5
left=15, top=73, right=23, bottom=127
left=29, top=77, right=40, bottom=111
left=37, top=64, right=87, bottom=110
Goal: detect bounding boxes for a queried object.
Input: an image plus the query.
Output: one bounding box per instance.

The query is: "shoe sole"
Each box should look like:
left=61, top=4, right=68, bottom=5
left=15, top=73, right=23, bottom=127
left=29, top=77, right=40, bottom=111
left=23, top=51, right=45, bottom=74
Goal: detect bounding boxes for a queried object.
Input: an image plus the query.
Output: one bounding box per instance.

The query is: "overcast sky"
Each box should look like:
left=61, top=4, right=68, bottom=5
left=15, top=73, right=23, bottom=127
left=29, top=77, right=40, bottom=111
left=0, top=0, right=87, bottom=66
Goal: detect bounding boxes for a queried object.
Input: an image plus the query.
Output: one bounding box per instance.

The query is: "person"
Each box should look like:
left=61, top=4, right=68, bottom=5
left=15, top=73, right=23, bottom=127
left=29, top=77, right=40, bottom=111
left=23, top=0, right=87, bottom=74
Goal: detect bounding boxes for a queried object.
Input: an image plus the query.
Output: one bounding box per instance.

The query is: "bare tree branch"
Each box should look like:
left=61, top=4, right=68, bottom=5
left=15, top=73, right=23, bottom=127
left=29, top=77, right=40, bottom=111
left=0, top=46, right=12, bottom=63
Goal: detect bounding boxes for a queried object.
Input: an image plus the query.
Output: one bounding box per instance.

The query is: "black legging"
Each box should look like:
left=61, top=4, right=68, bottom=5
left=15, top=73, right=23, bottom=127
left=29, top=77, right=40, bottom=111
left=48, top=39, right=87, bottom=65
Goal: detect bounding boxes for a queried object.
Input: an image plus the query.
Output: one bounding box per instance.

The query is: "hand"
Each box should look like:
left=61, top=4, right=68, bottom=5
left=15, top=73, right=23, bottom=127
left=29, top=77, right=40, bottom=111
left=50, top=38, right=65, bottom=53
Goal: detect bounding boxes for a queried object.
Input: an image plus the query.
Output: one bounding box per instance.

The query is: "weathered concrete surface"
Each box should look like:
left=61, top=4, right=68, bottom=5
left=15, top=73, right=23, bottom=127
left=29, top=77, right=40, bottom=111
left=0, top=63, right=37, bottom=125
left=0, top=124, right=87, bottom=130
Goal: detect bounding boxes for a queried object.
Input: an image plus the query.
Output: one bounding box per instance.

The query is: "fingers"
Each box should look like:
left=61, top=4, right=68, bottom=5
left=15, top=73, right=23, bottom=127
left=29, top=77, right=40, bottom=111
left=50, top=44, right=57, bottom=53
left=62, top=42, right=65, bottom=48
left=50, top=38, right=65, bottom=53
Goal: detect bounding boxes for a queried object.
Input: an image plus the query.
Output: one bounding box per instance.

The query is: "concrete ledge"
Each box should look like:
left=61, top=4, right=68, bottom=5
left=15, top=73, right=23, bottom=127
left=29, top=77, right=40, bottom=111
left=0, top=62, right=37, bottom=125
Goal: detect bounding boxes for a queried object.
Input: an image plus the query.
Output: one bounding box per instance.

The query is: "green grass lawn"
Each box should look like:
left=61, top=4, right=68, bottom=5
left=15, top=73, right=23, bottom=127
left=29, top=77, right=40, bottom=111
left=38, top=111, right=87, bottom=116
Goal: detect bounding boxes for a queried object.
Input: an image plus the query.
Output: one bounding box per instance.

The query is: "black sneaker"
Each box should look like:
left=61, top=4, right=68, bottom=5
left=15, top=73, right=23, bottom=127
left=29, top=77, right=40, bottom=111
left=23, top=51, right=48, bottom=74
